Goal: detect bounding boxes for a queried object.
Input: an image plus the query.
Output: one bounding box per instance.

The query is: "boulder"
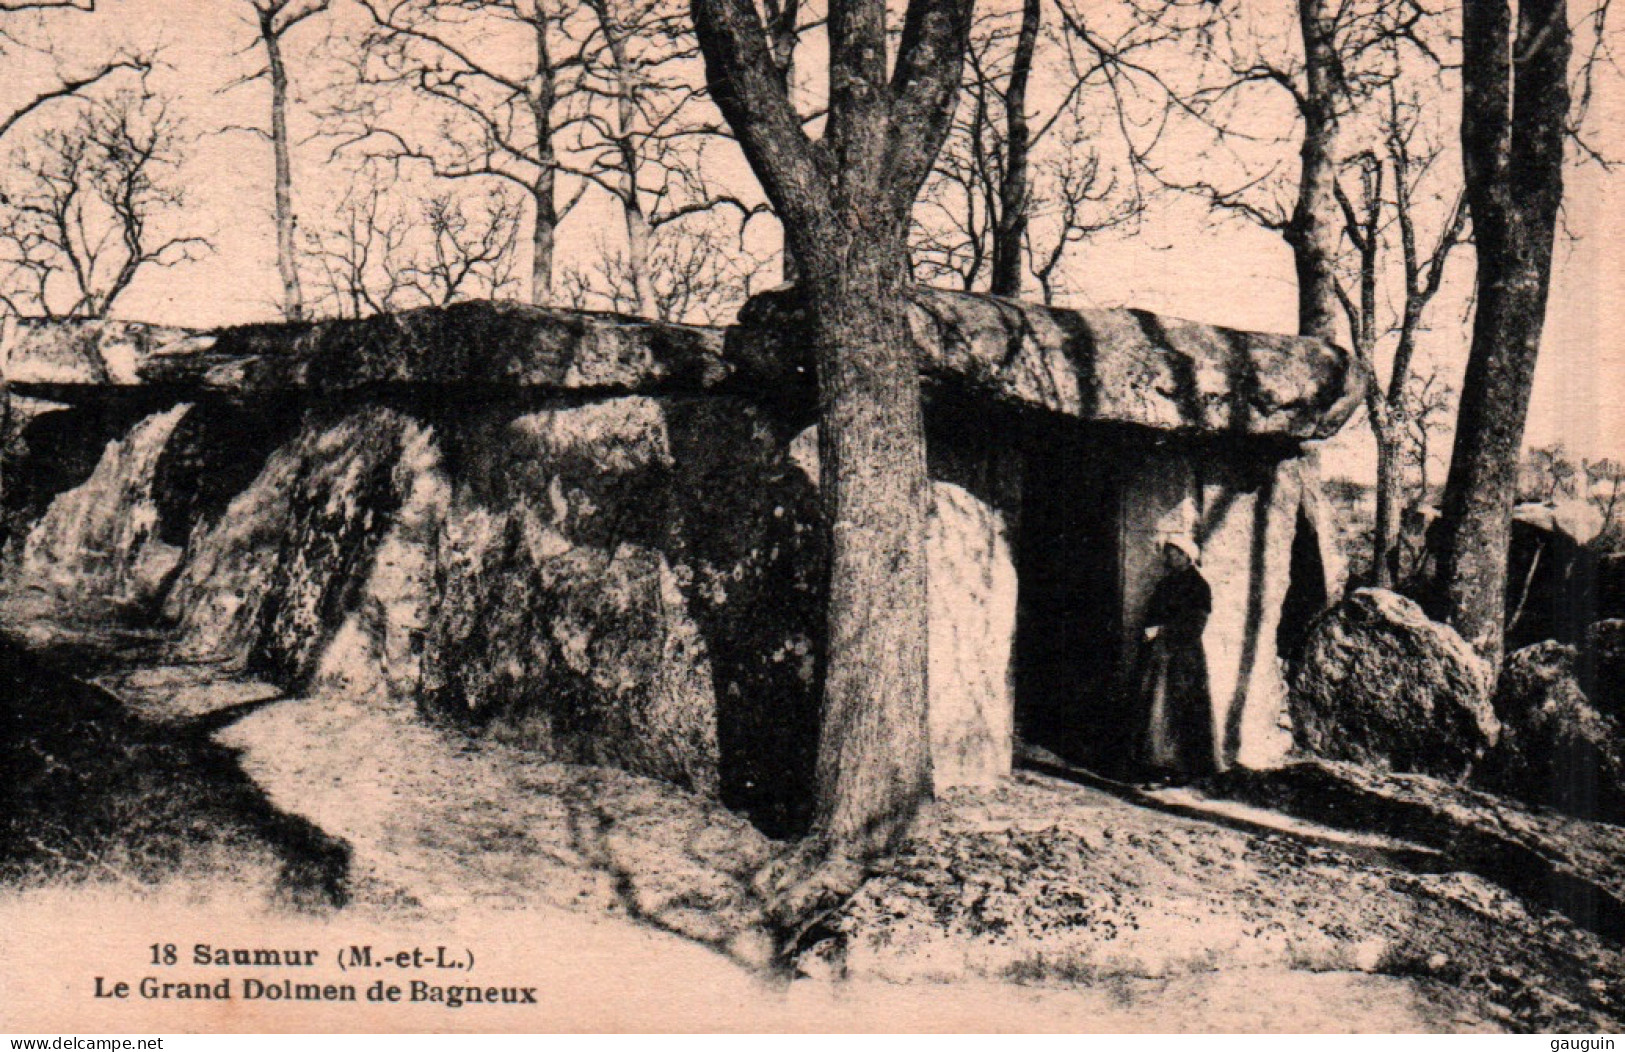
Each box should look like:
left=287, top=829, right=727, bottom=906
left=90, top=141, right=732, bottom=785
left=164, top=406, right=426, bottom=681
left=163, top=396, right=825, bottom=814
left=1289, top=588, right=1499, bottom=779
left=1481, top=641, right=1625, bottom=823
left=1512, top=500, right=1605, bottom=546
left=731, top=285, right=1365, bottom=440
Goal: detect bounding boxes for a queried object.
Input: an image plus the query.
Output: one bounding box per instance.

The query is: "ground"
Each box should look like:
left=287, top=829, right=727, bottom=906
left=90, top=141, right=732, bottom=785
left=3, top=638, right=1624, bottom=1032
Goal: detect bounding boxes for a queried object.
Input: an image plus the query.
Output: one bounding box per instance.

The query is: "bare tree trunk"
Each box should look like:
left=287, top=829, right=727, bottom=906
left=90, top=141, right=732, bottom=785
left=262, top=10, right=305, bottom=322
left=1372, top=424, right=1403, bottom=587
left=802, top=231, right=931, bottom=853
left=765, top=0, right=801, bottom=284
left=530, top=179, right=556, bottom=307
left=625, top=203, right=656, bottom=317
left=525, top=15, right=559, bottom=307
left=989, top=0, right=1039, bottom=298
left=1286, top=0, right=1343, bottom=344
left=1433, top=0, right=1568, bottom=665
left=692, top=0, right=969, bottom=866
left=588, top=1, right=660, bottom=319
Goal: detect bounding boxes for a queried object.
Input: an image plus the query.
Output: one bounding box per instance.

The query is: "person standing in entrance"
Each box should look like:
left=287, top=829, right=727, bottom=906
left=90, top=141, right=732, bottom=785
left=1136, top=536, right=1218, bottom=781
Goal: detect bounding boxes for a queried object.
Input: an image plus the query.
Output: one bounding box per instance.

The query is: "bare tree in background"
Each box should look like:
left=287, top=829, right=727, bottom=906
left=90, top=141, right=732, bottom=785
left=1584, top=458, right=1625, bottom=544
left=1402, top=367, right=1453, bottom=510
left=1057, top=0, right=1440, bottom=342
left=1332, top=88, right=1469, bottom=587
left=1521, top=443, right=1581, bottom=502
left=1431, top=0, right=1570, bottom=665
left=911, top=2, right=1134, bottom=299
left=561, top=207, right=773, bottom=323
left=227, top=0, right=331, bottom=321
left=567, top=0, right=766, bottom=318
left=0, top=0, right=150, bottom=480
left=303, top=165, right=520, bottom=316
left=301, top=166, right=411, bottom=318
left=1024, top=128, right=1135, bottom=304
left=339, top=0, right=596, bottom=306
left=401, top=189, right=520, bottom=306
left=691, top=0, right=973, bottom=877
left=0, top=2, right=148, bottom=154
left=0, top=87, right=209, bottom=321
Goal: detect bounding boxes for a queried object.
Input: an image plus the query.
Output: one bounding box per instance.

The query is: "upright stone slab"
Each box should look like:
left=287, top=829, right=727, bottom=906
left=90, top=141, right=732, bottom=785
left=790, top=420, right=1023, bottom=790
left=17, top=404, right=192, bottom=613
left=1196, top=457, right=1303, bottom=769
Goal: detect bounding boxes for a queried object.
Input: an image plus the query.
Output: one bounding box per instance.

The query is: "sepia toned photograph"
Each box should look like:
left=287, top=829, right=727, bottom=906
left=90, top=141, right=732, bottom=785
left=0, top=0, right=1621, bottom=1034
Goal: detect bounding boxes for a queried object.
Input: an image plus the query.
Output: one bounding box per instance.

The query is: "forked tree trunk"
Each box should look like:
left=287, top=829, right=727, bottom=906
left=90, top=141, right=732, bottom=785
left=692, top=0, right=969, bottom=866
left=1433, top=0, right=1568, bottom=666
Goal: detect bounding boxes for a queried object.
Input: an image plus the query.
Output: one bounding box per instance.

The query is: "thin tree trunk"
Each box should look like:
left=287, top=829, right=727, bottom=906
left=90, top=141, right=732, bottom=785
left=530, top=179, right=556, bottom=306
left=1433, top=0, right=1568, bottom=665
left=263, top=12, right=304, bottom=322
left=766, top=0, right=801, bottom=284
left=590, top=2, right=659, bottom=319
left=625, top=204, right=656, bottom=317
left=526, top=14, right=559, bottom=307
left=1372, top=423, right=1403, bottom=588
left=989, top=0, right=1039, bottom=298
left=1286, top=0, right=1343, bottom=344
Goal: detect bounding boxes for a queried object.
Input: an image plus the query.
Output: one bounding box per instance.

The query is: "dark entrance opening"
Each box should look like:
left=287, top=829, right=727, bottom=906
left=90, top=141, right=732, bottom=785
left=1277, top=505, right=1329, bottom=670
left=1013, top=425, right=1123, bottom=772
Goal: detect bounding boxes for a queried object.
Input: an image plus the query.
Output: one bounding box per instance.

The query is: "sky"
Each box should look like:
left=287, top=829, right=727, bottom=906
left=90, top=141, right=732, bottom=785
left=2, top=0, right=1623, bottom=479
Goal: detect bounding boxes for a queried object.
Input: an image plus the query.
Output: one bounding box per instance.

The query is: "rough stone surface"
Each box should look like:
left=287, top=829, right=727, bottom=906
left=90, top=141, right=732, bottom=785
left=4, top=318, right=206, bottom=386
left=1506, top=504, right=1601, bottom=650
left=1481, top=642, right=1625, bottom=823
left=160, top=397, right=824, bottom=814
left=6, top=302, right=727, bottom=397
left=13, top=404, right=192, bottom=612
left=788, top=416, right=1024, bottom=791
left=732, top=286, right=1365, bottom=440
left=1290, top=589, right=1499, bottom=779
left=147, top=302, right=727, bottom=394
left=165, top=406, right=422, bottom=681
left=926, top=480, right=1019, bottom=789
left=0, top=297, right=1368, bottom=816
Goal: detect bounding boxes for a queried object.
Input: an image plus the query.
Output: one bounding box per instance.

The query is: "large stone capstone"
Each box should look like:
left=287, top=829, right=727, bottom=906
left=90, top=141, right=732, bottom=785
left=8, top=289, right=1366, bottom=446
left=730, top=286, right=1365, bottom=440
left=6, top=302, right=728, bottom=396
left=1290, top=588, right=1500, bottom=779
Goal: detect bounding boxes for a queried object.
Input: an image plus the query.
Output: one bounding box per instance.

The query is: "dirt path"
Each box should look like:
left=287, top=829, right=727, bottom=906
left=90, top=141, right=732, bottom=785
left=206, top=688, right=1515, bottom=1031
left=20, top=660, right=1622, bottom=1031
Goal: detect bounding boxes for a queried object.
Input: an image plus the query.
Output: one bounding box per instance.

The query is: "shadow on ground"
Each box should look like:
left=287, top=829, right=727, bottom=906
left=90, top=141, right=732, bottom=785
left=1, top=640, right=351, bottom=909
